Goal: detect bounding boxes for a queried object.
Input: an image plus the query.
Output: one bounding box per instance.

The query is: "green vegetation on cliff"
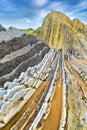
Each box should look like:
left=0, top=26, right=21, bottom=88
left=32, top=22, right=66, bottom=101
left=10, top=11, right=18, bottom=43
left=20, top=27, right=41, bottom=35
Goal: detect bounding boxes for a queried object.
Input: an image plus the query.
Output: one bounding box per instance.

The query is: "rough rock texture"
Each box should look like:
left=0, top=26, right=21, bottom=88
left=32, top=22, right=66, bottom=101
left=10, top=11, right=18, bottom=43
left=0, top=27, right=25, bottom=42
left=0, top=44, right=49, bottom=86
left=0, top=50, right=87, bottom=130
left=72, top=18, right=87, bottom=35
left=0, top=32, right=37, bottom=59
left=0, top=42, right=46, bottom=76
left=0, top=11, right=87, bottom=130
left=66, top=73, right=86, bottom=130
left=0, top=28, right=50, bottom=87
left=39, top=11, right=87, bottom=56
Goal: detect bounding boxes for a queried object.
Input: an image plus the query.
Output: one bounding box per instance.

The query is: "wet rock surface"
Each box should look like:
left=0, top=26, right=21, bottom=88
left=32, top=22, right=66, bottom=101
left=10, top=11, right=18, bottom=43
left=0, top=11, right=87, bottom=130
left=0, top=50, right=87, bottom=130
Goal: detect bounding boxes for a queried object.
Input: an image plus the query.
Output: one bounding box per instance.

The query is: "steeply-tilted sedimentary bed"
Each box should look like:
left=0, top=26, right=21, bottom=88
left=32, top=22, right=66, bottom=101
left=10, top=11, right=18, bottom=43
left=0, top=48, right=87, bottom=130
left=0, top=11, right=87, bottom=130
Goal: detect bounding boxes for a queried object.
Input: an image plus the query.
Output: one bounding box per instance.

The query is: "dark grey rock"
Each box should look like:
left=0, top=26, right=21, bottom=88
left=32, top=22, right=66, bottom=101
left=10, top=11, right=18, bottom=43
left=0, top=34, right=37, bottom=59
left=0, top=24, right=6, bottom=32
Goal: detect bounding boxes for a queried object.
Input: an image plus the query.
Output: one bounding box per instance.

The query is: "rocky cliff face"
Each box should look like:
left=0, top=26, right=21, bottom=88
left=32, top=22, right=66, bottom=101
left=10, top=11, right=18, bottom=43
left=72, top=18, right=87, bottom=35
left=0, top=12, right=87, bottom=130
left=39, top=11, right=87, bottom=56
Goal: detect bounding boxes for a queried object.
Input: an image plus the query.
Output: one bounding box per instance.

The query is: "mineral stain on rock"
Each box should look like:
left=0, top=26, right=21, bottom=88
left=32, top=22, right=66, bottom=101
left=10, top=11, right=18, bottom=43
left=0, top=10, right=87, bottom=130
left=39, top=11, right=87, bottom=56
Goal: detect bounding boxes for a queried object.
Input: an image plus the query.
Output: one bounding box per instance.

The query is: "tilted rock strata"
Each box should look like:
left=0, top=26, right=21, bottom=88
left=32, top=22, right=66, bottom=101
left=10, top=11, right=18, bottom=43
left=0, top=42, right=49, bottom=87
left=0, top=49, right=87, bottom=130
left=0, top=42, right=47, bottom=76
left=0, top=11, right=87, bottom=130
left=64, top=56, right=87, bottom=130
left=72, top=18, right=87, bottom=35
left=39, top=11, right=87, bottom=56
left=0, top=29, right=50, bottom=87
left=0, top=48, right=57, bottom=128
left=0, top=33, right=37, bottom=59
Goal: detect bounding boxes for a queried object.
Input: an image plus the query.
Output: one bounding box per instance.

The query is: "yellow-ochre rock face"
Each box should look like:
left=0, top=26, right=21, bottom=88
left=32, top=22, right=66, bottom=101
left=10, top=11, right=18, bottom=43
left=0, top=17, right=87, bottom=130
left=39, top=11, right=87, bottom=56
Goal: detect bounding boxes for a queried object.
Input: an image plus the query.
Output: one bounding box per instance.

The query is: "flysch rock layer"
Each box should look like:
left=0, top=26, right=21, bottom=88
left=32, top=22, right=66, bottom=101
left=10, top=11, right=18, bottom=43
left=0, top=11, right=87, bottom=130
left=39, top=11, right=87, bottom=56
left=0, top=49, right=87, bottom=130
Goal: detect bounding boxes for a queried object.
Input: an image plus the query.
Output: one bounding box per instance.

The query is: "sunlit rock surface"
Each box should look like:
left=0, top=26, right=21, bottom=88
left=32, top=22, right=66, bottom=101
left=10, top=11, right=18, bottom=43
left=0, top=11, right=87, bottom=130
left=39, top=11, right=87, bottom=56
